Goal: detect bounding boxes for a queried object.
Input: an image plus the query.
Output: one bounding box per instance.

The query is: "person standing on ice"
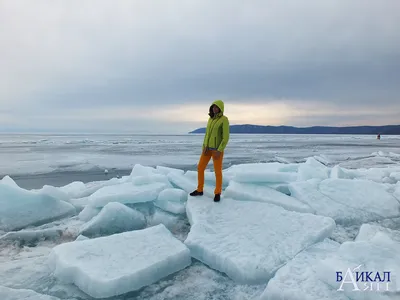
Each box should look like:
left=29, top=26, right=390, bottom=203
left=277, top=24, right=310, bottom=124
left=190, top=100, right=230, bottom=202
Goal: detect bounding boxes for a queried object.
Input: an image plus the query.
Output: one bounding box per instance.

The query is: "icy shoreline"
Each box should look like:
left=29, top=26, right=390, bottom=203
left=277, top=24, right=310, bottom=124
left=1, top=158, right=400, bottom=299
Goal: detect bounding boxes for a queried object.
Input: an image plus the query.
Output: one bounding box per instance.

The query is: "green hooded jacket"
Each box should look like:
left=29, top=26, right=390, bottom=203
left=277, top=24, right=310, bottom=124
left=203, top=100, right=230, bottom=152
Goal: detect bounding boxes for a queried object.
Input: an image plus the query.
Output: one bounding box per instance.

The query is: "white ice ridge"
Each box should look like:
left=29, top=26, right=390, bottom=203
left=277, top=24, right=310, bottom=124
left=185, top=197, right=335, bottom=284
left=0, top=179, right=76, bottom=231
left=224, top=181, right=313, bottom=213
left=0, top=286, right=60, bottom=300
left=79, top=202, right=146, bottom=237
left=48, top=224, right=192, bottom=298
left=260, top=239, right=349, bottom=300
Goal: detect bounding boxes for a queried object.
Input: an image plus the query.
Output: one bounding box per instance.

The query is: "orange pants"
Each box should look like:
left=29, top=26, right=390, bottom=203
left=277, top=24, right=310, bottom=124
left=197, top=149, right=224, bottom=195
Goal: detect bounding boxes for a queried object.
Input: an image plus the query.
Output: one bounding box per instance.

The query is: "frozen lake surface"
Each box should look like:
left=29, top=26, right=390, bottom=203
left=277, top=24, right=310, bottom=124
left=1, top=133, right=400, bottom=188
left=0, top=133, right=400, bottom=300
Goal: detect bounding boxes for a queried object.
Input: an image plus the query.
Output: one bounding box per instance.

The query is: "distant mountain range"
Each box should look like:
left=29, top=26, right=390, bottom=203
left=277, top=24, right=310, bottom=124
left=189, top=124, right=400, bottom=135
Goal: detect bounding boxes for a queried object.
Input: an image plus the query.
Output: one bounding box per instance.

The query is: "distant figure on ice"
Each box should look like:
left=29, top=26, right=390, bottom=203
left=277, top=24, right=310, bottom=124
left=190, top=100, right=230, bottom=202
left=377, top=134, right=381, bottom=140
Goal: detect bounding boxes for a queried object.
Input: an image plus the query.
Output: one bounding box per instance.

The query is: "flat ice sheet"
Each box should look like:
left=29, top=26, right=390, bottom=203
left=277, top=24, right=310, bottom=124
left=289, top=181, right=387, bottom=225
left=319, top=179, right=400, bottom=219
left=49, top=224, right=192, bottom=298
left=224, top=181, right=313, bottom=213
left=88, top=182, right=168, bottom=207
left=260, top=239, right=348, bottom=300
left=184, top=197, right=335, bottom=284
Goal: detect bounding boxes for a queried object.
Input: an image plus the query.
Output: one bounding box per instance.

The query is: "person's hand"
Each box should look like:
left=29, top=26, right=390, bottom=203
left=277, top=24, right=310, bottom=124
left=214, top=151, right=221, bottom=159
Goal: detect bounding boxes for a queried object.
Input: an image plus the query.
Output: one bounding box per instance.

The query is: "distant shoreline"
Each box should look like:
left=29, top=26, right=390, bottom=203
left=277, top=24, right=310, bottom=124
left=189, top=124, right=400, bottom=135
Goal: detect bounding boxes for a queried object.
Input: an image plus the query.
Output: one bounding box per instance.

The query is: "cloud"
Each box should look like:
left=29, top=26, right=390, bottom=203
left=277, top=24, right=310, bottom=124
left=1, top=0, right=399, bottom=132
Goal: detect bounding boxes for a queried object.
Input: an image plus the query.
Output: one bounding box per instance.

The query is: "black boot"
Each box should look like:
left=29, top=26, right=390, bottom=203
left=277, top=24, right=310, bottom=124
left=190, top=190, right=203, bottom=196
left=214, top=194, right=221, bottom=202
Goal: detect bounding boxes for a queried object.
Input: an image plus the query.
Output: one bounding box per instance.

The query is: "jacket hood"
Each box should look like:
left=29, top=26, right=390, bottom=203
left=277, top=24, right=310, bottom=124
left=209, top=99, right=224, bottom=118
left=212, top=100, right=224, bottom=113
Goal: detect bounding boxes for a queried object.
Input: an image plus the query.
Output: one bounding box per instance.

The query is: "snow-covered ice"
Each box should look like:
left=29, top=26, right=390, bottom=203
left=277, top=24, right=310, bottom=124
left=0, top=182, right=76, bottom=231
left=79, top=202, right=146, bottom=237
left=88, top=182, right=168, bottom=207
left=48, top=224, right=192, bottom=298
left=0, top=285, right=59, bottom=300
left=260, top=239, right=348, bottom=300
left=184, top=197, right=335, bottom=284
left=224, top=181, right=313, bottom=213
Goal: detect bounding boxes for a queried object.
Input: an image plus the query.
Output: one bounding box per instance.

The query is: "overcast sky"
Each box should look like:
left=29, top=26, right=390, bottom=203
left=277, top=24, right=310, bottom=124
left=1, top=0, right=399, bottom=133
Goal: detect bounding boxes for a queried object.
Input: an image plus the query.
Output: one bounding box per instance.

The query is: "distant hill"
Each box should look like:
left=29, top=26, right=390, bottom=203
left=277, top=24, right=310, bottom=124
left=189, top=124, right=400, bottom=135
